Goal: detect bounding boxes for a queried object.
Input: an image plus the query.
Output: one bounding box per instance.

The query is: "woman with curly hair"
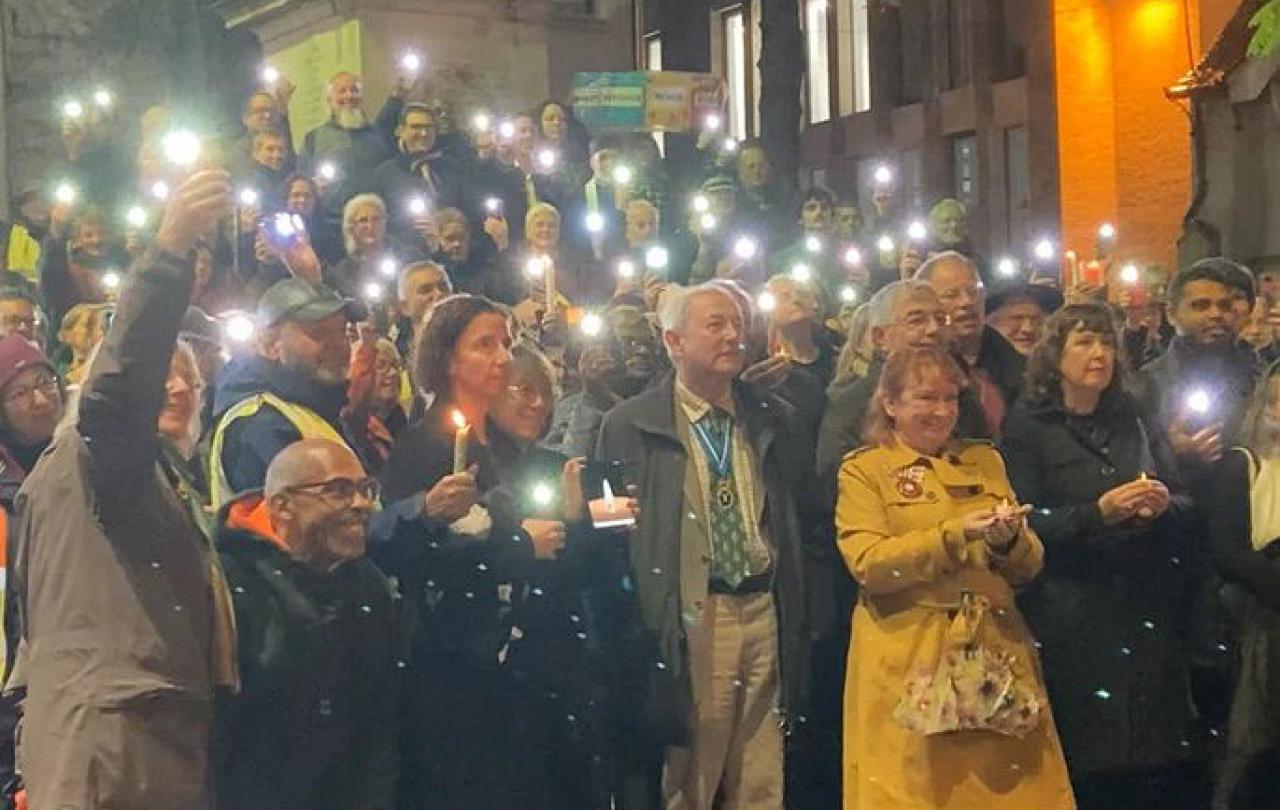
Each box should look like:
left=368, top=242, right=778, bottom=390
left=999, top=301, right=1206, bottom=809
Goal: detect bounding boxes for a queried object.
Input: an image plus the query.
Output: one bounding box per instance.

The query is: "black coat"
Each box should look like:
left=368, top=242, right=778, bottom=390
left=1000, top=394, right=1200, bottom=775
left=214, top=499, right=399, bottom=810
left=487, top=434, right=648, bottom=810
left=369, top=401, right=543, bottom=810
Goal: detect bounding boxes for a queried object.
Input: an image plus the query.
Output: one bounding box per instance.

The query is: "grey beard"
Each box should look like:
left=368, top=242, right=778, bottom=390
left=334, top=108, right=369, bottom=130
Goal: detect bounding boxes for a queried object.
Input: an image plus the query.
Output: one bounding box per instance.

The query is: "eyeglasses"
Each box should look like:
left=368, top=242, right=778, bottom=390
left=284, top=476, right=380, bottom=505
left=506, top=383, right=549, bottom=407
left=0, top=314, right=37, bottom=333
left=3, top=373, right=59, bottom=406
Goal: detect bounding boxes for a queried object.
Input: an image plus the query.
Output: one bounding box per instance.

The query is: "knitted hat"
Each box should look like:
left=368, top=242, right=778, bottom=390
left=0, top=333, right=54, bottom=393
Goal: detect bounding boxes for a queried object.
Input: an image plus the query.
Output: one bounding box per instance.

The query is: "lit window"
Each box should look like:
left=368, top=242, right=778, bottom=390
left=849, top=0, right=871, bottom=113
left=644, top=34, right=663, bottom=71
left=805, top=0, right=831, bottom=124
left=952, top=133, right=978, bottom=207
left=723, top=8, right=749, bottom=140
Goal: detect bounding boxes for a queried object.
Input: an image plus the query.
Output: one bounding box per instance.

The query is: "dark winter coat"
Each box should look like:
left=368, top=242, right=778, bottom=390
left=298, top=97, right=403, bottom=222
left=593, top=372, right=810, bottom=746
left=1000, top=393, right=1200, bottom=775
left=214, top=494, right=399, bottom=810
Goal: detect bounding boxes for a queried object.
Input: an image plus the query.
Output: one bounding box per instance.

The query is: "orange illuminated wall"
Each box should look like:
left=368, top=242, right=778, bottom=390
left=1053, top=0, right=1229, bottom=271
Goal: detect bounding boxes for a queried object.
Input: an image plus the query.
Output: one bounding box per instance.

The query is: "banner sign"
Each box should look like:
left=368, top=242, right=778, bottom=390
left=573, top=71, right=725, bottom=133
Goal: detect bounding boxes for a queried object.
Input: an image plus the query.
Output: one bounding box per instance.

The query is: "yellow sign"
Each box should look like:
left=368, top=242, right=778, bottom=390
left=269, top=20, right=365, bottom=150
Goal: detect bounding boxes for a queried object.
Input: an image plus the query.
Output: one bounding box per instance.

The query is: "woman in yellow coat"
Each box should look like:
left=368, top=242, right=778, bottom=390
left=836, top=346, right=1075, bottom=809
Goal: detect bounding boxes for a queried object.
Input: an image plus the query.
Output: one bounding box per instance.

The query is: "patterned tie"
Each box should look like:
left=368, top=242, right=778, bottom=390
left=700, top=408, right=752, bottom=588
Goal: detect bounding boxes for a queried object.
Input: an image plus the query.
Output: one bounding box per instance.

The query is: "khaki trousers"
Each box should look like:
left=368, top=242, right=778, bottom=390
left=663, top=591, right=783, bottom=810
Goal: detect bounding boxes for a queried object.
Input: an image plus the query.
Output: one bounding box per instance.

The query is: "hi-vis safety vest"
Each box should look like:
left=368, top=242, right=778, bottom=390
left=4, top=224, right=41, bottom=282
left=209, top=392, right=349, bottom=508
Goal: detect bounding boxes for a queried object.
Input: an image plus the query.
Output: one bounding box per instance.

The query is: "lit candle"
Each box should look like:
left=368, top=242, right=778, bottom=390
left=602, top=478, right=616, bottom=511
left=544, top=257, right=557, bottom=313
left=451, top=409, right=469, bottom=474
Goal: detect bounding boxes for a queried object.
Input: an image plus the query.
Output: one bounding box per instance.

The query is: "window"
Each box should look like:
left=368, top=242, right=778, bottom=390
left=1004, top=125, right=1029, bottom=239
left=952, top=133, right=978, bottom=207
left=644, top=34, right=663, bottom=71
left=805, top=0, right=832, bottom=124
left=848, top=0, right=871, bottom=113
left=946, top=0, right=973, bottom=89
left=992, top=0, right=1028, bottom=81
left=897, top=0, right=927, bottom=105
left=722, top=7, right=750, bottom=140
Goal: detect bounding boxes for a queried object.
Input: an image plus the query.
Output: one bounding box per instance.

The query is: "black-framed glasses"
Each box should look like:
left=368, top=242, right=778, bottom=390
left=3, top=373, right=59, bottom=406
left=284, top=476, right=380, bottom=505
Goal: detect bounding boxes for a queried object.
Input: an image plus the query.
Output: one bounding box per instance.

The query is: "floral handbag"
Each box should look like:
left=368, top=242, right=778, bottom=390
left=893, top=590, right=1045, bottom=738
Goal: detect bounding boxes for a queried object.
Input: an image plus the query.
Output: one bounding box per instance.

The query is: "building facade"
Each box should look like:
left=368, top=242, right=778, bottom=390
left=639, top=0, right=1238, bottom=270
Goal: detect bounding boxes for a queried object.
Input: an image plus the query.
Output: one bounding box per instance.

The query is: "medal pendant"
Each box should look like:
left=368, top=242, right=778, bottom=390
left=715, top=477, right=736, bottom=509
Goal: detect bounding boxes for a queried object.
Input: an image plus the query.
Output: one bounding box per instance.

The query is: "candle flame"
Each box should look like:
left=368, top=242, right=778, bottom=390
left=451, top=409, right=467, bottom=429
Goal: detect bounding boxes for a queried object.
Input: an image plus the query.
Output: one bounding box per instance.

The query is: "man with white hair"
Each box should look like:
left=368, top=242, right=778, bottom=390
left=594, top=283, right=810, bottom=810
left=299, top=70, right=413, bottom=225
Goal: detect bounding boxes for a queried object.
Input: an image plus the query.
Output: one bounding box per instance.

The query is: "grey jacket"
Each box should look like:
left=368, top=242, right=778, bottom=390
left=594, top=373, right=810, bottom=746
left=10, top=248, right=217, bottom=809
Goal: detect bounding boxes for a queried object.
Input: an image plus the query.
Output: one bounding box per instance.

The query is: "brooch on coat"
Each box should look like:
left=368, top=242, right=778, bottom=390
left=893, top=464, right=927, bottom=499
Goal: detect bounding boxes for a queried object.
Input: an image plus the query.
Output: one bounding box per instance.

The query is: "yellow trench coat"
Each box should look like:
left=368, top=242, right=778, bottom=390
left=836, top=438, right=1075, bottom=810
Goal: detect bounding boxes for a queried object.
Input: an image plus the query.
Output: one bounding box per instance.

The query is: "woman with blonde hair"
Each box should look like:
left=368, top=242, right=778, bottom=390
left=836, top=346, right=1074, bottom=810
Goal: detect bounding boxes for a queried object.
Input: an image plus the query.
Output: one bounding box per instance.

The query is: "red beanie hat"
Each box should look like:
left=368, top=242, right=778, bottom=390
left=0, top=334, right=54, bottom=394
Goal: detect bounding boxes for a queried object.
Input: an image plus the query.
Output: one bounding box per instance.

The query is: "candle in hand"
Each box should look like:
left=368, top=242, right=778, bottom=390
left=602, top=478, right=616, bottom=511
left=451, top=409, right=469, bottom=474
left=544, top=257, right=557, bottom=314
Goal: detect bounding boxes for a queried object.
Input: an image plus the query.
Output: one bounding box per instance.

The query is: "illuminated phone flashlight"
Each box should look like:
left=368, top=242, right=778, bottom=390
left=223, top=312, right=256, bottom=344
left=723, top=138, right=739, bottom=153
left=1120, top=264, right=1141, bottom=285
left=101, top=270, right=122, bottom=291
left=125, top=205, right=148, bottom=229
left=840, top=285, right=858, bottom=304
left=876, top=234, right=896, bottom=254
left=92, top=88, right=113, bottom=109
left=584, top=212, right=606, bottom=234
left=733, top=236, right=758, bottom=261
left=691, top=194, right=711, bottom=214
left=580, top=311, right=604, bottom=338
left=408, top=196, right=429, bottom=217
left=537, top=149, right=558, bottom=171
left=472, top=112, right=491, bottom=132
left=704, top=113, right=722, bottom=132
left=1098, top=222, right=1117, bottom=241
left=238, top=188, right=260, bottom=207
left=273, top=211, right=298, bottom=238
left=790, top=264, right=812, bottom=284
left=364, top=281, right=385, bottom=302
left=62, top=99, right=84, bottom=120
left=997, top=257, right=1019, bottom=278
left=1185, top=388, right=1212, bottom=416
left=53, top=182, right=77, bottom=205
left=525, top=256, right=547, bottom=280
left=400, top=51, right=423, bottom=75
left=699, top=213, right=718, bottom=232
left=498, top=120, right=516, bottom=140
left=805, top=235, right=823, bottom=254
left=162, top=130, right=201, bottom=167
left=873, top=164, right=893, bottom=186
left=484, top=197, right=503, bottom=215
left=907, top=221, right=928, bottom=243
left=317, top=162, right=338, bottom=182
left=1033, top=238, right=1056, bottom=262
left=379, top=257, right=399, bottom=278
left=616, top=258, right=637, bottom=280
left=150, top=180, right=170, bottom=201
left=261, top=65, right=280, bottom=86
left=531, top=481, right=555, bottom=507
left=645, top=245, right=670, bottom=271
left=756, top=291, right=777, bottom=313
left=612, top=164, right=634, bottom=186
left=843, top=246, right=863, bottom=266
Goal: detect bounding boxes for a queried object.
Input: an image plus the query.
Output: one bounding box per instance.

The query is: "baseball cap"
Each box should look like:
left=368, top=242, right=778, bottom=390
left=256, top=278, right=363, bottom=328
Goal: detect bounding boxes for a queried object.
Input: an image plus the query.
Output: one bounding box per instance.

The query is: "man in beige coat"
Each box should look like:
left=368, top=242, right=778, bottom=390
left=8, top=169, right=236, bottom=809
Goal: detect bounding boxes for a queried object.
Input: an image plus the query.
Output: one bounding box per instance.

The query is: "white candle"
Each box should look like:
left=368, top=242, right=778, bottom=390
left=544, top=257, right=556, bottom=313
left=602, top=478, right=616, bottom=511
left=451, top=409, right=469, bottom=474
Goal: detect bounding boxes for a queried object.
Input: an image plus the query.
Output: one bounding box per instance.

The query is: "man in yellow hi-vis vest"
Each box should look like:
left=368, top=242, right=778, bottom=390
left=210, top=278, right=359, bottom=506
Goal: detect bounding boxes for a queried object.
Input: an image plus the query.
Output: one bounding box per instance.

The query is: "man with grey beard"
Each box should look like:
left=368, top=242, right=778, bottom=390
left=299, top=71, right=412, bottom=226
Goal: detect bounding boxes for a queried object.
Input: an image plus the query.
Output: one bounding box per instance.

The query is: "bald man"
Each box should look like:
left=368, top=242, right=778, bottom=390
left=299, top=70, right=411, bottom=224
left=214, top=438, right=399, bottom=810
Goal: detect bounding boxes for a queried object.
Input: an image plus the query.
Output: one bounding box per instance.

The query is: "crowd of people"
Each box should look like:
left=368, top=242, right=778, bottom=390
left=0, top=54, right=1277, bottom=810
